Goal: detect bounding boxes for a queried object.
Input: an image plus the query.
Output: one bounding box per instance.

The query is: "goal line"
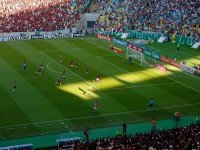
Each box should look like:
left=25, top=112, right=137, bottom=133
left=126, top=47, right=155, bottom=67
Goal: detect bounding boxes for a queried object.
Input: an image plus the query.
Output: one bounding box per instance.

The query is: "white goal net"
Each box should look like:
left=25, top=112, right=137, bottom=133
left=126, top=47, right=155, bottom=67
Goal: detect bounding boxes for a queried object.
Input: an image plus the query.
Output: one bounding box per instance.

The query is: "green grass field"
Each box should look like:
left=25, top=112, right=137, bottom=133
left=0, top=36, right=200, bottom=140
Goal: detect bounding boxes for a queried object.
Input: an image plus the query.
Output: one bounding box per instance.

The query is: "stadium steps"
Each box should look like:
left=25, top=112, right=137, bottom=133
left=89, top=0, right=100, bottom=13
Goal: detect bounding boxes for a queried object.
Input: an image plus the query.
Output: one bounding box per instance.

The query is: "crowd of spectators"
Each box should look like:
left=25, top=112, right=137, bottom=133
left=95, top=0, right=200, bottom=38
left=0, top=0, right=90, bottom=32
left=71, top=123, right=200, bottom=149
left=1, top=0, right=199, bottom=38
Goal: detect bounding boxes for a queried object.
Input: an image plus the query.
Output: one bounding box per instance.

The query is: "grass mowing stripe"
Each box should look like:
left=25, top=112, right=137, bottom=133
left=46, top=61, right=74, bottom=75
left=40, top=48, right=133, bottom=118
left=83, top=38, right=200, bottom=93
left=147, top=44, right=200, bottom=60
left=1, top=101, right=200, bottom=129
left=42, top=46, right=98, bottom=52
left=0, top=58, right=65, bottom=122
left=42, top=39, right=145, bottom=115
left=0, top=83, right=32, bottom=126
left=102, top=82, right=177, bottom=90
left=97, top=55, right=177, bottom=88
left=179, top=50, right=200, bottom=59
left=40, top=50, right=101, bottom=91
left=47, top=61, right=62, bottom=74
left=1, top=38, right=199, bottom=139
left=97, top=56, right=129, bottom=73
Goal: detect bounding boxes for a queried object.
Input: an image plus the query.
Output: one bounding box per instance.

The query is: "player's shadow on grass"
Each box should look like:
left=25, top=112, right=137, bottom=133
left=78, top=87, right=87, bottom=94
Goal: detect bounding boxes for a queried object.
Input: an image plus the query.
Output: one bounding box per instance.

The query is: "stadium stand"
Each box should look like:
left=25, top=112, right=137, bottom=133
left=94, top=0, right=200, bottom=38
left=69, top=123, right=200, bottom=149
left=0, top=0, right=90, bottom=32
left=0, top=1, right=200, bottom=149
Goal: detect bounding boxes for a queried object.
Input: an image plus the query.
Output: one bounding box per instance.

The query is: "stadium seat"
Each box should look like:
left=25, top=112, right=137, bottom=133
left=0, top=0, right=90, bottom=32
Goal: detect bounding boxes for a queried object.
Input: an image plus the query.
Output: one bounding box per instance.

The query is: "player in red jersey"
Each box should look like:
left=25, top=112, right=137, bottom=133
left=93, top=74, right=104, bottom=83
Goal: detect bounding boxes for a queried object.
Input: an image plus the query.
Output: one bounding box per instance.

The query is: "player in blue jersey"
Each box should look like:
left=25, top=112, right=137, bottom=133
left=148, top=98, right=154, bottom=111
left=22, top=60, right=27, bottom=71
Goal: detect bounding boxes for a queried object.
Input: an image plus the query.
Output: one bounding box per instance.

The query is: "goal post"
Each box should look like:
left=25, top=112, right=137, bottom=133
left=126, top=47, right=155, bottom=67
left=126, top=47, right=143, bottom=65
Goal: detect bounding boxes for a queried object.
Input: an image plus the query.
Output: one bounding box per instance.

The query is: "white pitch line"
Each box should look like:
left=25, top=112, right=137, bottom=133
left=102, top=82, right=177, bottom=91
left=97, top=55, right=165, bottom=83
left=150, top=69, right=200, bottom=93
left=64, top=123, right=74, bottom=134
left=148, top=45, right=200, bottom=61
left=59, top=134, right=65, bottom=139
left=42, top=47, right=98, bottom=52
left=179, top=51, right=196, bottom=57
left=47, top=61, right=62, bottom=74
left=46, top=61, right=74, bottom=75
left=40, top=51, right=100, bottom=91
left=34, top=124, right=40, bottom=126
left=47, top=123, right=53, bottom=126
left=1, top=102, right=200, bottom=129
left=97, top=56, right=129, bottom=73
left=84, top=39, right=200, bottom=93
left=69, top=130, right=74, bottom=134
left=97, top=54, right=115, bottom=57
left=7, top=128, right=14, bottom=130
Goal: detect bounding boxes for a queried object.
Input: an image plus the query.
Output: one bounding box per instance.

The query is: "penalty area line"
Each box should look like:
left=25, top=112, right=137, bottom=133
left=83, top=39, right=200, bottom=93
left=97, top=56, right=129, bottom=73
left=1, top=102, right=200, bottom=129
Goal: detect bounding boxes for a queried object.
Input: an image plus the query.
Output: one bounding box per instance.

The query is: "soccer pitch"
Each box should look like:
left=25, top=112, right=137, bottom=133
left=0, top=36, right=200, bottom=139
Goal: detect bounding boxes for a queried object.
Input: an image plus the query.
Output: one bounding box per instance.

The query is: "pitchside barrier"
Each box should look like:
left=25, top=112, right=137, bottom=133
left=156, top=64, right=167, bottom=72
left=0, top=33, right=86, bottom=42
left=57, top=137, right=80, bottom=149
left=0, top=144, right=33, bottom=150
